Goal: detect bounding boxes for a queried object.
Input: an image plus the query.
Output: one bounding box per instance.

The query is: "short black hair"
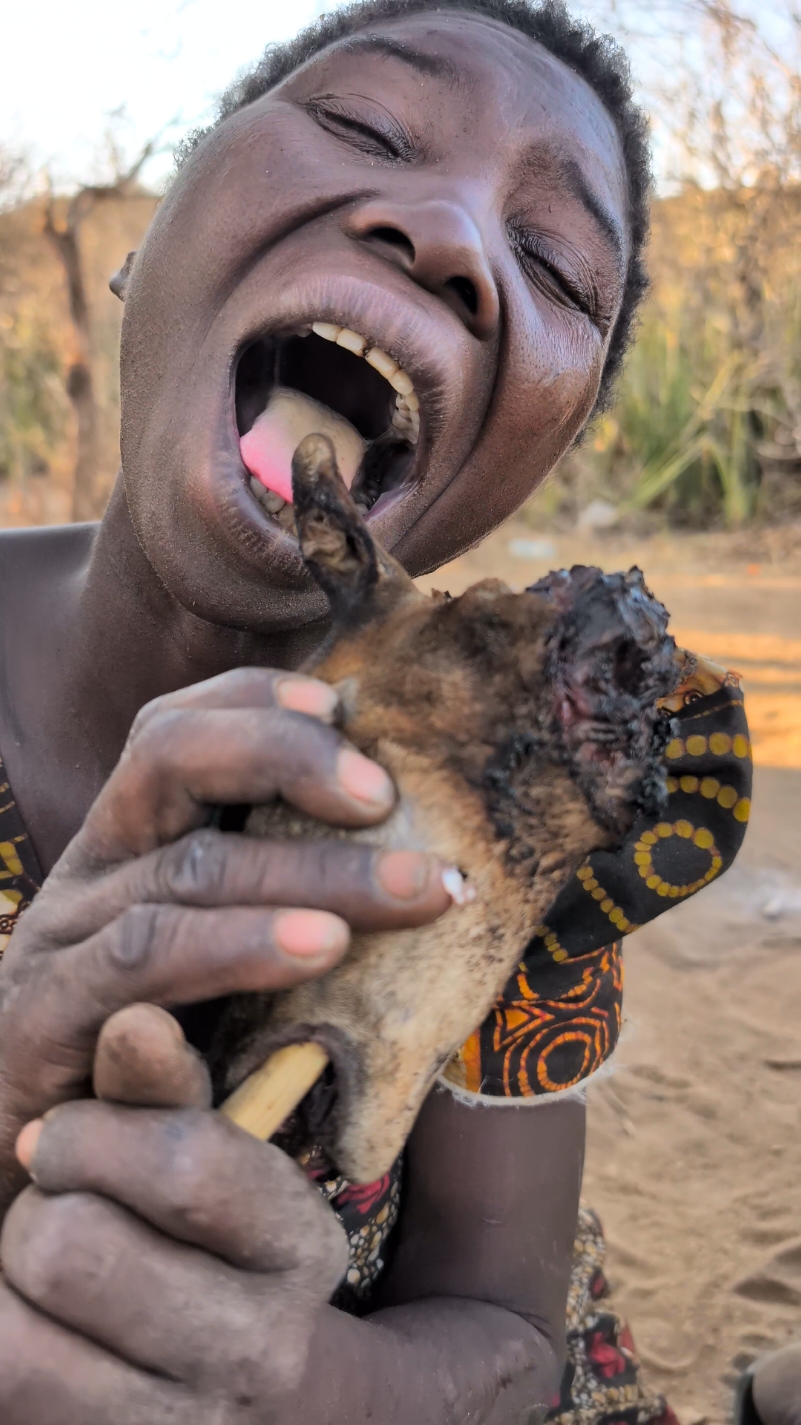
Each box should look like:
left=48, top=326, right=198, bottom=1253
left=180, top=0, right=650, bottom=415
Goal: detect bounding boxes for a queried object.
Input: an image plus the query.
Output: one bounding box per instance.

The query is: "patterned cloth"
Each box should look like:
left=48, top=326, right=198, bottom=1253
left=0, top=754, right=42, bottom=946
left=549, top=1205, right=679, bottom=1425
left=0, top=651, right=751, bottom=1422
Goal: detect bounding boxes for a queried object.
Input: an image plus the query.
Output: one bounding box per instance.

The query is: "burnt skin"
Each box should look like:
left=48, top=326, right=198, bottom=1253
left=209, top=436, right=678, bottom=1183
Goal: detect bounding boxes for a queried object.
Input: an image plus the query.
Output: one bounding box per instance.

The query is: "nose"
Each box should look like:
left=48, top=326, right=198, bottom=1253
left=345, top=198, right=500, bottom=341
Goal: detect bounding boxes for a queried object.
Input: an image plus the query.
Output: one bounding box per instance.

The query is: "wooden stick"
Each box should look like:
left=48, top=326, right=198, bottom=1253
left=220, top=1042, right=330, bottom=1141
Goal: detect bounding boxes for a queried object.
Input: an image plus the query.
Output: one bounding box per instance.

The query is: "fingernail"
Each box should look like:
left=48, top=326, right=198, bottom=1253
left=337, top=749, right=394, bottom=808
left=274, top=909, right=349, bottom=958
left=442, top=867, right=477, bottom=907
left=376, top=850, right=431, bottom=900
left=15, top=1119, right=43, bottom=1173
left=276, top=676, right=338, bottom=721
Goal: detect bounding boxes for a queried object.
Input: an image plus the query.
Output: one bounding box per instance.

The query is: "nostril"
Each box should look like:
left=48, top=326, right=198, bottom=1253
left=366, top=225, right=416, bottom=263
left=444, top=275, right=479, bottom=317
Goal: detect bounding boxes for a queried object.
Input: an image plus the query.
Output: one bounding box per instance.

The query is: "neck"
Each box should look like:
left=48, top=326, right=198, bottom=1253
left=72, top=481, right=324, bottom=766
left=4, top=477, right=325, bottom=870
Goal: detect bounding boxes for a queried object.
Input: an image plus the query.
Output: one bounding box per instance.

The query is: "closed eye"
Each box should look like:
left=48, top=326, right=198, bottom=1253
left=305, top=97, right=415, bottom=163
left=509, top=223, right=600, bottom=328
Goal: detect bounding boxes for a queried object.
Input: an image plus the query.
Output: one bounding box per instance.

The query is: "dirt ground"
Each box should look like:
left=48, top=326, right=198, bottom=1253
left=419, top=518, right=801, bottom=1425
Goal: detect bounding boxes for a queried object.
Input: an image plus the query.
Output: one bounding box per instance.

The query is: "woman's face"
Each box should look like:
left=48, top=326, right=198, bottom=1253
left=120, top=12, right=629, bottom=634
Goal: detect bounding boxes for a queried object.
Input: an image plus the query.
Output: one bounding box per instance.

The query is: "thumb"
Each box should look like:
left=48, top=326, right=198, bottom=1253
left=93, top=1003, right=212, bottom=1109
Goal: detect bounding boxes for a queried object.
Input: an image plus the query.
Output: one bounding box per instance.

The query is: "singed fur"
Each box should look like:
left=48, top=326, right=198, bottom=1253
left=209, top=436, right=677, bottom=1182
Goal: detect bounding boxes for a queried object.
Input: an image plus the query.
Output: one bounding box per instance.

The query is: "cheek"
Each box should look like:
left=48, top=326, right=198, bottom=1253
left=515, top=303, right=604, bottom=437
left=132, top=111, right=303, bottom=326
left=484, top=298, right=605, bottom=508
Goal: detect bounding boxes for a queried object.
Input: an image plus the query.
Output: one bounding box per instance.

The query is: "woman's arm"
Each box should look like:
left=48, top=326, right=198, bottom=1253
left=283, top=1088, right=584, bottom=1424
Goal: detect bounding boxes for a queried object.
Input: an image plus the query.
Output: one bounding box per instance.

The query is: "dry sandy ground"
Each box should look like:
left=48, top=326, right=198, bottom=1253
left=419, top=520, right=801, bottom=1425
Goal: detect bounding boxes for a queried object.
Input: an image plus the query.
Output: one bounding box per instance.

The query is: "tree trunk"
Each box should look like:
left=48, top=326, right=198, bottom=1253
left=44, top=196, right=103, bottom=522
left=65, top=360, right=100, bottom=522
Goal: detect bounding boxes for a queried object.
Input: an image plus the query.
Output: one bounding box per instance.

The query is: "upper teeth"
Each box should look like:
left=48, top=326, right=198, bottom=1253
left=309, top=321, right=420, bottom=443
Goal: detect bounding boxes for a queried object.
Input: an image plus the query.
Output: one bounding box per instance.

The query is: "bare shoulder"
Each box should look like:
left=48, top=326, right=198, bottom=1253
left=0, top=524, right=97, bottom=657
left=0, top=522, right=96, bottom=596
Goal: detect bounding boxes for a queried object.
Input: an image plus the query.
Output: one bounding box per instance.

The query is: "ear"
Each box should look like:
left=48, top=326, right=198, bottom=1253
left=109, top=250, right=137, bottom=302
left=291, top=434, right=417, bottom=625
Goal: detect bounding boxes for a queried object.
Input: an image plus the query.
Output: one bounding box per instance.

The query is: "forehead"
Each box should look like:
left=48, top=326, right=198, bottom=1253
left=287, top=11, right=628, bottom=230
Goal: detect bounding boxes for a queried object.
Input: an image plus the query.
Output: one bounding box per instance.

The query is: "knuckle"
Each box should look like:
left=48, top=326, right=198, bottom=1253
left=126, top=692, right=174, bottom=746
left=271, top=708, right=334, bottom=769
left=155, top=830, right=230, bottom=903
left=318, top=840, right=370, bottom=899
left=4, top=1191, right=93, bottom=1300
left=232, top=1306, right=310, bottom=1403
left=219, top=666, right=281, bottom=700
left=147, top=1110, right=226, bottom=1224
left=124, top=707, right=184, bottom=771
left=107, top=902, right=166, bottom=970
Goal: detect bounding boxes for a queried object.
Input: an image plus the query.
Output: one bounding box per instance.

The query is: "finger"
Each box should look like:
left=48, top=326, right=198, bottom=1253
left=36, top=904, right=350, bottom=1046
left=21, top=1101, right=347, bottom=1277
left=0, top=905, right=348, bottom=1135
left=93, top=1005, right=212, bottom=1108
left=0, top=1278, right=196, bottom=1425
left=153, top=838, right=454, bottom=932
left=38, top=833, right=454, bottom=947
left=2, top=1189, right=319, bottom=1391
left=78, top=705, right=395, bottom=862
left=128, top=665, right=339, bottom=726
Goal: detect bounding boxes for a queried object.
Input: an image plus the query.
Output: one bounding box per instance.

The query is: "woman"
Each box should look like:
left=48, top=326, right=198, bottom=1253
left=0, top=1, right=750, bottom=1419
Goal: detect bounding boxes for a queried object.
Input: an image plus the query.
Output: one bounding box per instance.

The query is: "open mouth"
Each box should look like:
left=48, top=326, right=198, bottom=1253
left=270, top=1059, right=341, bottom=1172
left=235, top=321, right=420, bottom=533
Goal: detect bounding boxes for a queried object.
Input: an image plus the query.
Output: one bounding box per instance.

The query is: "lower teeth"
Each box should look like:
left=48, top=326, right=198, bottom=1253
left=250, top=479, right=286, bottom=515
left=275, top=503, right=297, bottom=533
left=249, top=477, right=296, bottom=532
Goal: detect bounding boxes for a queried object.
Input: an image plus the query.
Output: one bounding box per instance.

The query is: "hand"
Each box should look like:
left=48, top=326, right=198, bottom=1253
left=0, top=1003, right=348, bottom=1423
left=0, top=667, right=451, bottom=1211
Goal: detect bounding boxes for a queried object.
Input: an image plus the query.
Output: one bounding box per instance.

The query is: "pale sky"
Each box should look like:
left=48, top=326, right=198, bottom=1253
left=1, top=0, right=788, bottom=193
left=1, top=0, right=333, bottom=189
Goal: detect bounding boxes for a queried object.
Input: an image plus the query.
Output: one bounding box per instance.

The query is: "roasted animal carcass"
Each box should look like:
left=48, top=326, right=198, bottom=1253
left=208, top=435, right=679, bottom=1183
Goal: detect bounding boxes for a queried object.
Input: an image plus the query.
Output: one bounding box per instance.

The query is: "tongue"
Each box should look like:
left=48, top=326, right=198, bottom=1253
left=240, top=388, right=367, bottom=504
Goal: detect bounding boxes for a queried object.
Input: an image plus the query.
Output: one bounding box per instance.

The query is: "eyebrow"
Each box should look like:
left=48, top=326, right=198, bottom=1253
left=558, top=156, right=625, bottom=267
left=340, top=34, right=462, bottom=85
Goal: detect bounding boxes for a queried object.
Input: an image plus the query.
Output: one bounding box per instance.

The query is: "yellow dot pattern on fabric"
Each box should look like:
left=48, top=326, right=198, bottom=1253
left=663, top=733, right=752, bottom=764
left=709, top=732, right=731, bottom=755
left=535, top=924, right=569, bottom=964
left=685, top=734, right=708, bottom=756
left=0, top=842, right=23, bottom=880
left=576, top=864, right=637, bottom=934
left=632, top=820, right=723, bottom=898
left=666, top=770, right=750, bottom=821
